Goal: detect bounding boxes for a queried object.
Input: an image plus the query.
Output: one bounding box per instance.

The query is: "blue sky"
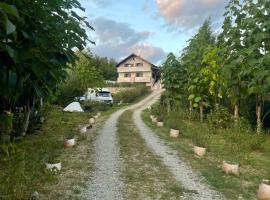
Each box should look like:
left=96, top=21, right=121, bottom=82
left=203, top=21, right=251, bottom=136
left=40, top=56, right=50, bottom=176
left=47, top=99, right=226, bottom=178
left=79, top=0, right=229, bottom=65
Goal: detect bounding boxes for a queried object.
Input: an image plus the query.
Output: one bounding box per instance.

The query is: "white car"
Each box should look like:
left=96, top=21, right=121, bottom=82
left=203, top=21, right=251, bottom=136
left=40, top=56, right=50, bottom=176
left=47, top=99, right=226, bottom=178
left=79, top=88, right=113, bottom=104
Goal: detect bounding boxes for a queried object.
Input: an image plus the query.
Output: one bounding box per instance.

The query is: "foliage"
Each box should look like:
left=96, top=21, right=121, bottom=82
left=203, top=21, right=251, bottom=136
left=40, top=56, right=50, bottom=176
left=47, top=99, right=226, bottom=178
left=0, top=106, right=92, bottom=199
left=93, top=56, right=117, bottom=81
left=162, top=53, right=187, bottom=109
left=154, top=106, right=167, bottom=122
left=185, top=19, right=215, bottom=112
left=55, top=52, right=105, bottom=106
left=113, top=85, right=149, bottom=104
left=0, top=111, right=13, bottom=143
left=81, top=101, right=111, bottom=112
left=0, top=0, right=93, bottom=140
left=162, top=0, right=270, bottom=131
left=207, top=107, right=233, bottom=130
left=166, top=111, right=186, bottom=130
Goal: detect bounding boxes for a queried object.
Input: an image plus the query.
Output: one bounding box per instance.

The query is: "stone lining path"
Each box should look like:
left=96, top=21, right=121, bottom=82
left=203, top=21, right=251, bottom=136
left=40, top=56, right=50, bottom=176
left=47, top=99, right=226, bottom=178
left=133, top=91, right=224, bottom=200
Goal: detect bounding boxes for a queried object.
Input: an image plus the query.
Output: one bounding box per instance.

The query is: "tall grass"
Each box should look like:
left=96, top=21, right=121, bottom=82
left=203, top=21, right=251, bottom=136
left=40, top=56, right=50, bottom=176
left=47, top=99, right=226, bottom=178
left=0, top=106, right=92, bottom=199
left=151, top=103, right=267, bottom=164
left=143, top=105, right=270, bottom=199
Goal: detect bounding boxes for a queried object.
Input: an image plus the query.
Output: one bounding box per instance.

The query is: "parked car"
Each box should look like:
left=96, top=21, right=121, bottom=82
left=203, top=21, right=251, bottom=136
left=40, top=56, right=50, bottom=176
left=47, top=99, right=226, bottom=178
left=79, top=88, right=113, bottom=104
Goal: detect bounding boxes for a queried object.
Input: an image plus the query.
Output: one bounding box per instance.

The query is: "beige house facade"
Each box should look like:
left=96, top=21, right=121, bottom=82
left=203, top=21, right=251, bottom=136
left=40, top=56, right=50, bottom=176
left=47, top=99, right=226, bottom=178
left=116, top=54, right=159, bottom=86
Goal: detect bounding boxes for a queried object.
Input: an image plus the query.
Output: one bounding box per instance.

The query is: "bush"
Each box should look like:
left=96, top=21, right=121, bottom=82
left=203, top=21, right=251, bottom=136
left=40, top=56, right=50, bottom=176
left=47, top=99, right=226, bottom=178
left=0, top=111, right=13, bottom=143
left=189, top=124, right=211, bottom=148
left=113, top=85, right=149, bottom=103
left=81, top=101, right=111, bottom=112
left=207, top=107, right=233, bottom=130
left=54, top=77, right=84, bottom=107
left=166, top=111, right=186, bottom=131
left=106, top=82, right=134, bottom=87
left=224, top=127, right=266, bottom=163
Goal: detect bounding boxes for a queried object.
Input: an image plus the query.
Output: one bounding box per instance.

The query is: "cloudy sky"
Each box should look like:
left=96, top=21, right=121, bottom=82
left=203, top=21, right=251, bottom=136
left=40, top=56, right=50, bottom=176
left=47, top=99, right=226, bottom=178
left=79, top=0, right=229, bottom=65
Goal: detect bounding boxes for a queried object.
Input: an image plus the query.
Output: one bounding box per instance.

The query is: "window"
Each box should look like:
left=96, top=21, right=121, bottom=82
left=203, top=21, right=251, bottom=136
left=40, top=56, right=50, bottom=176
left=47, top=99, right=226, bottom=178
left=98, top=92, right=111, bottom=97
left=136, top=72, right=143, bottom=77
left=136, top=63, right=143, bottom=67
left=124, top=63, right=133, bottom=67
left=124, top=73, right=131, bottom=77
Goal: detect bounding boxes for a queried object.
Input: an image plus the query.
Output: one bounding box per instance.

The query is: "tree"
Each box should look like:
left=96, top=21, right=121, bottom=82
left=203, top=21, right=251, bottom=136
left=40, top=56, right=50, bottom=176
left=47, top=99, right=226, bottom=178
left=201, top=46, right=224, bottom=110
left=0, top=0, right=93, bottom=139
left=93, top=56, right=118, bottom=81
left=56, top=52, right=105, bottom=106
left=242, top=0, right=270, bottom=133
left=184, top=19, right=215, bottom=121
left=162, top=53, right=186, bottom=111
left=219, top=0, right=249, bottom=121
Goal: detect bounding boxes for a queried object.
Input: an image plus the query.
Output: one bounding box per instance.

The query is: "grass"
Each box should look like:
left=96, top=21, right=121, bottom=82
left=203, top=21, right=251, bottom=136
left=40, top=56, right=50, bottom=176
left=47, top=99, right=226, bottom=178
left=117, top=110, right=185, bottom=200
left=0, top=104, right=118, bottom=200
left=142, top=109, right=270, bottom=200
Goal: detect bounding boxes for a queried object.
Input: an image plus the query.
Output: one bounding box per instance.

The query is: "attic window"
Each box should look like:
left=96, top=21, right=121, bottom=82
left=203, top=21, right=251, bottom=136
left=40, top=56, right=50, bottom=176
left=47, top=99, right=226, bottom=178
left=125, top=64, right=133, bottom=67
left=136, top=63, right=143, bottom=67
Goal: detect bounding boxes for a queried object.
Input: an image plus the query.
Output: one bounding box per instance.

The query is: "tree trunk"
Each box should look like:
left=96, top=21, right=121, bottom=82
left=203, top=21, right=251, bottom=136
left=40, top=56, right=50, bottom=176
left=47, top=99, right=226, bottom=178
left=22, top=97, right=36, bottom=136
left=22, top=101, right=30, bottom=137
left=167, top=97, right=171, bottom=113
left=234, top=101, right=240, bottom=121
left=256, top=95, right=263, bottom=134
left=199, top=100, right=204, bottom=122
left=40, top=98, right=43, bottom=109
left=189, top=100, right=193, bottom=118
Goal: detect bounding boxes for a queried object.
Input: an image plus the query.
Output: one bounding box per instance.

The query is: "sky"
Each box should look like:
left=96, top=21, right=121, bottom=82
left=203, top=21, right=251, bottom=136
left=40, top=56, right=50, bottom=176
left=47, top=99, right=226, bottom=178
left=79, top=0, right=229, bottom=65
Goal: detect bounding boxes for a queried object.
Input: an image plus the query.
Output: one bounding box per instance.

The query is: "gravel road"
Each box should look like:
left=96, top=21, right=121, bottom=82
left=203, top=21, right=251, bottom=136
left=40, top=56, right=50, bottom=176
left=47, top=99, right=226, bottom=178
left=133, top=90, right=224, bottom=200
left=86, top=89, right=224, bottom=200
left=86, top=91, right=160, bottom=200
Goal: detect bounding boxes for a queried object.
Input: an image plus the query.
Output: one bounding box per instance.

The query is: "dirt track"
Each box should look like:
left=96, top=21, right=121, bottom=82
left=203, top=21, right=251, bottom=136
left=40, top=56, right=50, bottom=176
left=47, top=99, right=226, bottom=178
left=86, top=89, right=224, bottom=200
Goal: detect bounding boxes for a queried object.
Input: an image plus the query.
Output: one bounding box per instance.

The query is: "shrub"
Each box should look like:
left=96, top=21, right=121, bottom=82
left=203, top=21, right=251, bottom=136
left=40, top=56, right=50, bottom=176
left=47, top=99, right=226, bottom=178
left=189, top=125, right=211, bottom=148
left=224, top=127, right=266, bottom=163
left=166, top=111, right=186, bottom=131
left=0, top=111, right=13, bottom=143
left=81, top=101, right=110, bottom=112
left=207, top=107, right=233, bottom=130
left=113, top=85, right=149, bottom=103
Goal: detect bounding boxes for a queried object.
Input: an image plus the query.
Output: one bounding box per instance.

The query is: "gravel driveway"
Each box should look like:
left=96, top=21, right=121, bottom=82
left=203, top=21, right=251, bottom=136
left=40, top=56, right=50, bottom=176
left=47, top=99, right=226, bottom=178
left=86, top=89, right=224, bottom=200
left=86, top=91, right=160, bottom=200
left=133, top=90, right=224, bottom=200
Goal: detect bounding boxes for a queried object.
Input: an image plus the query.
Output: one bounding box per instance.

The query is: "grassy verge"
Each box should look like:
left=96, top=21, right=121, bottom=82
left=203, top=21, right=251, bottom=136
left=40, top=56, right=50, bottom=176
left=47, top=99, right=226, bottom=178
left=142, top=109, right=270, bottom=200
left=117, top=111, right=184, bottom=199
left=0, top=105, right=119, bottom=200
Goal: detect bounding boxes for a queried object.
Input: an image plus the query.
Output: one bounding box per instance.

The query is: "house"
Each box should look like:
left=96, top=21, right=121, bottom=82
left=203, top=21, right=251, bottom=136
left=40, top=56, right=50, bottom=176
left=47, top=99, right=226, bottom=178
left=116, top=54, right=160, bottom=86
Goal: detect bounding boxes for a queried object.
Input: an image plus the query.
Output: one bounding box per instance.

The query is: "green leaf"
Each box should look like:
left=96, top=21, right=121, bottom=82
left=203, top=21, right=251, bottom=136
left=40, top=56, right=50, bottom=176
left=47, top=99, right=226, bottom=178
left=0, top=3, right=19, bottom=17
left=194, top=96, right=202, bottom=103
left=6, top=45, right=14, bottom=58
left=6, top=18, right=16, bottom=34
left=193, top=103, right=199, bottom=108
left=188, top=94, right=195, bottom=100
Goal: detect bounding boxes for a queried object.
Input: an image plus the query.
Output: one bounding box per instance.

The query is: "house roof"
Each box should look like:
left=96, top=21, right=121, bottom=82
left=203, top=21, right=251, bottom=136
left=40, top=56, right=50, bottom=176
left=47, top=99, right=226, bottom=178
left=116, top=53, right=159, bottom=70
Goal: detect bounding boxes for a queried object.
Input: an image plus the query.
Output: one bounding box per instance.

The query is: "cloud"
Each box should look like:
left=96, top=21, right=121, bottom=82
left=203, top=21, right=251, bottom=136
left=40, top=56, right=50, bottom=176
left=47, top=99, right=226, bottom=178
left=92, top=17, right=166, bottom=64
left=156, top=0, right=228, bottom=30
left=129, top=44, right=166, bottom=65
